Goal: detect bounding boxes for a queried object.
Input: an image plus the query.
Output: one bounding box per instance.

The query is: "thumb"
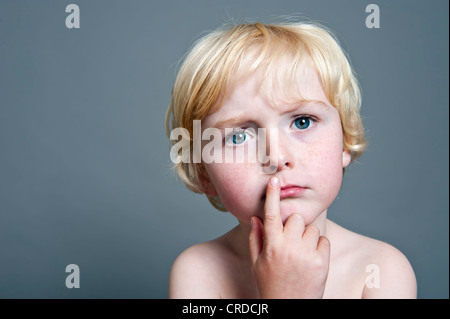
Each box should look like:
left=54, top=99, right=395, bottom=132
left=249, top=216, right=264, bottom=265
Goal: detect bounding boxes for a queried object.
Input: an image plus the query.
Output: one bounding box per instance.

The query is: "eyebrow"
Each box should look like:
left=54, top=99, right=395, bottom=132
left=284, top=99, right=331, bottom=112
left=212, top=117, right=253, bottom=129
left=211, top=99, right=332, bottom=129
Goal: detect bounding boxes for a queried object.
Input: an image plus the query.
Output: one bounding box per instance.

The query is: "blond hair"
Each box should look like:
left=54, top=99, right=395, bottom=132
left=165, top=21, right=366, bottom=211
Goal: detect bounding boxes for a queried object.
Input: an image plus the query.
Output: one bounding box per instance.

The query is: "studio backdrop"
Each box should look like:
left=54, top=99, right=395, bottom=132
left=0, top=0, right=448, bottom=298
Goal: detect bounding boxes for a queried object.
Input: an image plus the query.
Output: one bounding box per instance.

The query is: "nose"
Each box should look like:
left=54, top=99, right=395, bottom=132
left=260, top=128, right=295, bottom=174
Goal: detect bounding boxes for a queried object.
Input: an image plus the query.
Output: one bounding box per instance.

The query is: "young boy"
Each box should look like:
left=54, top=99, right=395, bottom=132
left=165, top=21, right=416, bottom=298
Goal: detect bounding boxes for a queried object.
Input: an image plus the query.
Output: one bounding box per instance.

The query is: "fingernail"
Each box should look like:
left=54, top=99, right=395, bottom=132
left=270, top=176, right=279, bottom=187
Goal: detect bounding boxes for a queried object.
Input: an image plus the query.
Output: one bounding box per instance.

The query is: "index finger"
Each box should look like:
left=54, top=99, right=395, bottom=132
left=263, top=176, right=283, bottom=241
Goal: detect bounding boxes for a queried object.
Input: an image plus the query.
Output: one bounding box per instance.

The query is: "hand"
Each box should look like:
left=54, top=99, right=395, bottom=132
left=248, top=176, right=330, bottom=299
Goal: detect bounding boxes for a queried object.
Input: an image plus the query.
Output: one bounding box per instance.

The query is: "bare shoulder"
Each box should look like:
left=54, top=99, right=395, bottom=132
left=168, top=231, right=235, bottom=298
left=359, top=236, right=417, bottom=299
left=327, top=220, right=417, bottom=299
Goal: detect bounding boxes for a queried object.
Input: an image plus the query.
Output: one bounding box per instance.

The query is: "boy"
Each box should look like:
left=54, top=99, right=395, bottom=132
left=165, top=21, right=416, bottom=298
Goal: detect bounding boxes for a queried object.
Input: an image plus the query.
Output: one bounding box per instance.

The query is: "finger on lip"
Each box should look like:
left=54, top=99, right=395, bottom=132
left=263, top=176, right=283, bottom=238
left=269, top=176, right=279, bottom=187
left=264, top=177, right=280, bottom=206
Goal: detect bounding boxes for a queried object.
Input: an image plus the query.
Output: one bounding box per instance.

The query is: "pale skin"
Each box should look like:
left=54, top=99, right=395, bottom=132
left=168, top=68, right=417, bottom=299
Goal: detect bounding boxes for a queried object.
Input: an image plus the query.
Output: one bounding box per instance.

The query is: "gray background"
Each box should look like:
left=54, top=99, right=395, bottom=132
left=0, top=0, right=448, bottom=298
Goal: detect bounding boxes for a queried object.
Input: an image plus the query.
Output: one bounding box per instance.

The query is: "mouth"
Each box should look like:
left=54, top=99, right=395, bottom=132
left=280, top=185, right=307, bottom=199
left=262, top=184, right=307, bottom=200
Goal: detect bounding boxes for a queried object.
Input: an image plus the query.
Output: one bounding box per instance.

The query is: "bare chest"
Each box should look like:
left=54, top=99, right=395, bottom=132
left=216, top=259, right=366, bottom=299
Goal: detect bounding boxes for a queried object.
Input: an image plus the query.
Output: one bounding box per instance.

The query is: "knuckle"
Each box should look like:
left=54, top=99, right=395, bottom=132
left=290, top=213, right=304, bottom=223
left=311, top=254, right=326, bottom=269
left=285, top=213, right=304, bottom=230
left=306, top=225, right=320, bottom=235
left=264, top=213, right=277, bottom=224
left=319, top=236, right=330, bottom=247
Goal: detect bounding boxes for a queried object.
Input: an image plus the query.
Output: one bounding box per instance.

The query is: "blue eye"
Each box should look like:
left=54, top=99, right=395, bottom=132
left=232, top=132, right=247, bottom=144
left=225, top=128, right=254, bottom=146
left=293, top=117, right=311, bottom=130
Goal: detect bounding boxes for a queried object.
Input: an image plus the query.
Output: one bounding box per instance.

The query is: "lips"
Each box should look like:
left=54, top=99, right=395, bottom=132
left=280, top=185, right=307, bottom=199
left=261, top=184, right=307, bottom=200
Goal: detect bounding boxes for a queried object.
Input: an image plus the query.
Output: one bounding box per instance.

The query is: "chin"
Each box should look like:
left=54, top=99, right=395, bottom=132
left=279, top=201, right=320, bottom=226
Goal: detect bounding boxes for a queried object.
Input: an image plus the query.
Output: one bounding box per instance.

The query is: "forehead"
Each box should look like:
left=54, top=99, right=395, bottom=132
left=204, top=64, right=331, bottom=126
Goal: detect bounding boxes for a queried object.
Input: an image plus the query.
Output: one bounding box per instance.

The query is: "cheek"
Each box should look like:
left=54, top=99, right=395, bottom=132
left=308, top=134, right=344, bottom=195
left=205, top=162, right=261, bottom=217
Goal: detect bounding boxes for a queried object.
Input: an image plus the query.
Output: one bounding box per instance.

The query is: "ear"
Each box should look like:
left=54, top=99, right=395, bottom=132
left=197, top=165, right=218, bottom=197
left=342, top=149, right=351, bottom=168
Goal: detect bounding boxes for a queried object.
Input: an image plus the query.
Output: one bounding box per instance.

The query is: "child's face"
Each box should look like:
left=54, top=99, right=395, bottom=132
left=201, top=67, right=351, bottom=226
